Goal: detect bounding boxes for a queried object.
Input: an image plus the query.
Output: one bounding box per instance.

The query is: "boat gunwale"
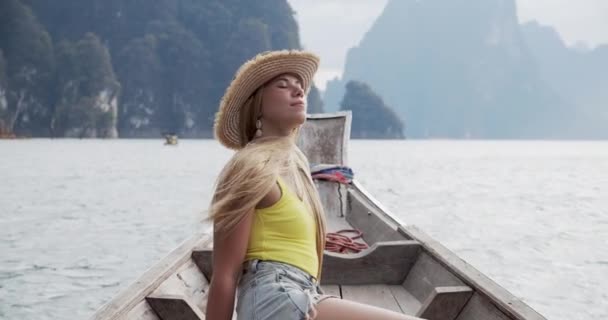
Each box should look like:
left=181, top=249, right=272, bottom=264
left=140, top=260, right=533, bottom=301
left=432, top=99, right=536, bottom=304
left=399, top=225, right=547, bottom=320
left=349, top=180, right=546, bottom=320
left=89, top=233, right=212, bottom=320
left=350, top=179, right=408, bottom=228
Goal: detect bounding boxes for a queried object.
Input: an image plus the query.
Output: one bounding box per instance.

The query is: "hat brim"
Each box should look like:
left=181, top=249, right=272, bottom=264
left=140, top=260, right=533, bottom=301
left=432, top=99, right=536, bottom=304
left=214, top=50, right=320, bottom=150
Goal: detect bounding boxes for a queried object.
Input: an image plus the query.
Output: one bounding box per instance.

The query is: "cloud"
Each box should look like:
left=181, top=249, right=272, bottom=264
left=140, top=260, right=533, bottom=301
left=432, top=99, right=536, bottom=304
left=290, top=0, right=388, bottom=66
left=288, top=0, right=388, bottom=89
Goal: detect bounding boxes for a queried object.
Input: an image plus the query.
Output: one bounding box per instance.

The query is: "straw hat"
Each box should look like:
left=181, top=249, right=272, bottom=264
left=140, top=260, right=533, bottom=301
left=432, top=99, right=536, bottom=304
left=214, top=50, right=320, bottom=150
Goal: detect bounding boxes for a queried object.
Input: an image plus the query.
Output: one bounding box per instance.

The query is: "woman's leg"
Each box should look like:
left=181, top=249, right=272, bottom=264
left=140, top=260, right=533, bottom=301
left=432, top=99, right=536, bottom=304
left=315, top=298, right=425, bottom=320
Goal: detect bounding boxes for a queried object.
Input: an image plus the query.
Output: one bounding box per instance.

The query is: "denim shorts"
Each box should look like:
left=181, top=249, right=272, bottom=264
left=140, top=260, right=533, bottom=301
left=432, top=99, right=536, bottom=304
left=236, top=259, right=338, bottom=320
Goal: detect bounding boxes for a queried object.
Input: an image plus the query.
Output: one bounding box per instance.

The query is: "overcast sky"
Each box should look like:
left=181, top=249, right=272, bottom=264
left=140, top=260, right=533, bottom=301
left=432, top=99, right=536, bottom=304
left=287, top=0, right=608, bottom=90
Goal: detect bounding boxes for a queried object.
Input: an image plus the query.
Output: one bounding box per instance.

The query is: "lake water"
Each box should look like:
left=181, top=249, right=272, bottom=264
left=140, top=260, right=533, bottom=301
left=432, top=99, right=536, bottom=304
left=1, top=139, right=607, bottom=320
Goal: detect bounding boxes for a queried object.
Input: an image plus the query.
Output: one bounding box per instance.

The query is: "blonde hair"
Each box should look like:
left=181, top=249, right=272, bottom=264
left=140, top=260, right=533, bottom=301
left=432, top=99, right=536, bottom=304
left=206, top=86, right=327, bottom=280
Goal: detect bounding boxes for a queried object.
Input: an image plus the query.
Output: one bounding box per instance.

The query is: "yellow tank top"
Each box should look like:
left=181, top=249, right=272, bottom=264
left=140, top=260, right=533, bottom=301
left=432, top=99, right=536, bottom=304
left=245, top=176, right=318, bottom=278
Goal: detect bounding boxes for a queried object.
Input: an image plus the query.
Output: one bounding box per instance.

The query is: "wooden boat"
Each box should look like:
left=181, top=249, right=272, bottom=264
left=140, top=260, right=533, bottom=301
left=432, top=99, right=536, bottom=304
left=91, top=111, right=546, bottom=320
left=164, top=134, right=179, bottom=146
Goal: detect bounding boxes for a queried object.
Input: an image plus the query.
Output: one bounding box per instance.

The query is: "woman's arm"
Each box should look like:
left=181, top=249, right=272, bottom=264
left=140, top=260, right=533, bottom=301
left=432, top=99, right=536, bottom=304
left=205, top=165, right=282, bottom=319
left=205, top=210, right=254, bottom=320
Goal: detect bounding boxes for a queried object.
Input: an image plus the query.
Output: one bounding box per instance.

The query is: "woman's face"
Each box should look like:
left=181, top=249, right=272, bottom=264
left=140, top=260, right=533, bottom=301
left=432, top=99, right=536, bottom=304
left=260, top=73, right=306, bottom=134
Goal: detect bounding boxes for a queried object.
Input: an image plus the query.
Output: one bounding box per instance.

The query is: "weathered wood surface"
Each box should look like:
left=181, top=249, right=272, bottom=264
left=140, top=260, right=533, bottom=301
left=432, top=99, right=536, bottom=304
left=297, top=111, right=351, bottom=166
left=347, top=184, right=409, bottom=244
left=145, top=294, right=205, bottom=320
left=403, top=252, right=467, bottom=303
left=350, top=180, right=408, bottom=231
left=150, top=260, right=209, bottom=312
left=91, top=234, right=212, bottom=320
left=321, top=240, right=421, bottom=285
left=390, top=285, right=422, bottom=315
left=341, top=285, right=402, bottom=313
left=320, top=285, right=342, bottom=298
left=417, top=286, right=473, bottom=320
left=317, top=181, right=350, bottom=230
left=399, top=225, right=547, bottom=320
left=456, top=293, right=512, bottom=320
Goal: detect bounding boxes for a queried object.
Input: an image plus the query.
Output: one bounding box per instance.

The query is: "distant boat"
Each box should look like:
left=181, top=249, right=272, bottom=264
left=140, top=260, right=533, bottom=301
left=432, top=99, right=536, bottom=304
left=91, top=112, right=546, bottom=320
left=0, top=133, right=17, bottom=139
left=163, top=133, right=178, bottom=146
left=0, top=131, right=26, bottom=139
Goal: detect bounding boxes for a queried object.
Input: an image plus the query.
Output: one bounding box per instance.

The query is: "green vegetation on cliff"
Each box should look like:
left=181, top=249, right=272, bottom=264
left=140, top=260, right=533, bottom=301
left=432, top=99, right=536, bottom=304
left=340, top=80, right=404, bottom=139
left=1, top=0, right=321, bottom=137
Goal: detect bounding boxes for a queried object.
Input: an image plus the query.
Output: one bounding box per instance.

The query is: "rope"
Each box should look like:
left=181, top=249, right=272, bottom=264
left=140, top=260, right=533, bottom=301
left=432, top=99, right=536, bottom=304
left=325, top=229, right=369, bottom=254
left=311, top=165, right=364, bottom=253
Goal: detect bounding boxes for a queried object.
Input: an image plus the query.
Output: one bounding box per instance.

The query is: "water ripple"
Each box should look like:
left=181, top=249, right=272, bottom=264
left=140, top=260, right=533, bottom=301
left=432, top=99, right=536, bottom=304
left=1, top=139, right=607, bottom=320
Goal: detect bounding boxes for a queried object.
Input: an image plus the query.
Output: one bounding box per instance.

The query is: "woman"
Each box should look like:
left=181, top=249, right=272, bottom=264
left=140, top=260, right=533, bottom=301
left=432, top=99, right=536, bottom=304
left=205, top=50, right=422, bottom=320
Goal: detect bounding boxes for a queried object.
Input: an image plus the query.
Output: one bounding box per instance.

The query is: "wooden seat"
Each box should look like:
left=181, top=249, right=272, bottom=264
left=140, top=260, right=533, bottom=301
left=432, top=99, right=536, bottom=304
left=322, top=284, right=426, bottom=317
left=327, top=253, right=473, bottom=319
left=320, top=240, right=421, bottom=285
left=390, top=285, right=422, bottom=314
left=417, top=286, right=473, bottom=320
left=401, top=252, right=473, bottom=320
left=192, top=240, right=421, bottom=286
left=340, top=284, right=404, bottom=313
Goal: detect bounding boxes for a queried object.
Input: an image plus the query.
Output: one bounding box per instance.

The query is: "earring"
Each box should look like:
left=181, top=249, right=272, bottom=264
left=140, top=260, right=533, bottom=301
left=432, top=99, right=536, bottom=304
left=255, top=118, right=263, bottom=137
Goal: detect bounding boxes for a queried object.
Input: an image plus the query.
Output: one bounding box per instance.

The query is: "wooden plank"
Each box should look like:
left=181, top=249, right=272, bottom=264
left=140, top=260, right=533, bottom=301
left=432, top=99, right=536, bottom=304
left=399, top=226, right=547, bottom=320
left=389, top=285, right=422, bottom=315
left=417, top=286, right=473, bottom=320
left=176, top=261, right=209, bottom=312
left=403, top=252, right=466, bottom=302
left=91, top=233, right=213, bottom=320
left=346, top=184, right=409, bottom=244
left=320, top=285, right=342, bottom=298
left=456, top=293, right=512, bottom=320
left=117, top=300, right=160, bottom=320
left=151, top=260, right=209, bottom=312
left=316, top=181, right=350, bottom=225
left=341, top=285, right=402, bottom=313
left=321, top=179, right=353, bottom=233
left=320, top=240, right=421, bottom=285
left=297, top=111, right=351, bottom=166
left=325, top=207, right=356, bottom=233
left=145, top=295, right=205, bottom=320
